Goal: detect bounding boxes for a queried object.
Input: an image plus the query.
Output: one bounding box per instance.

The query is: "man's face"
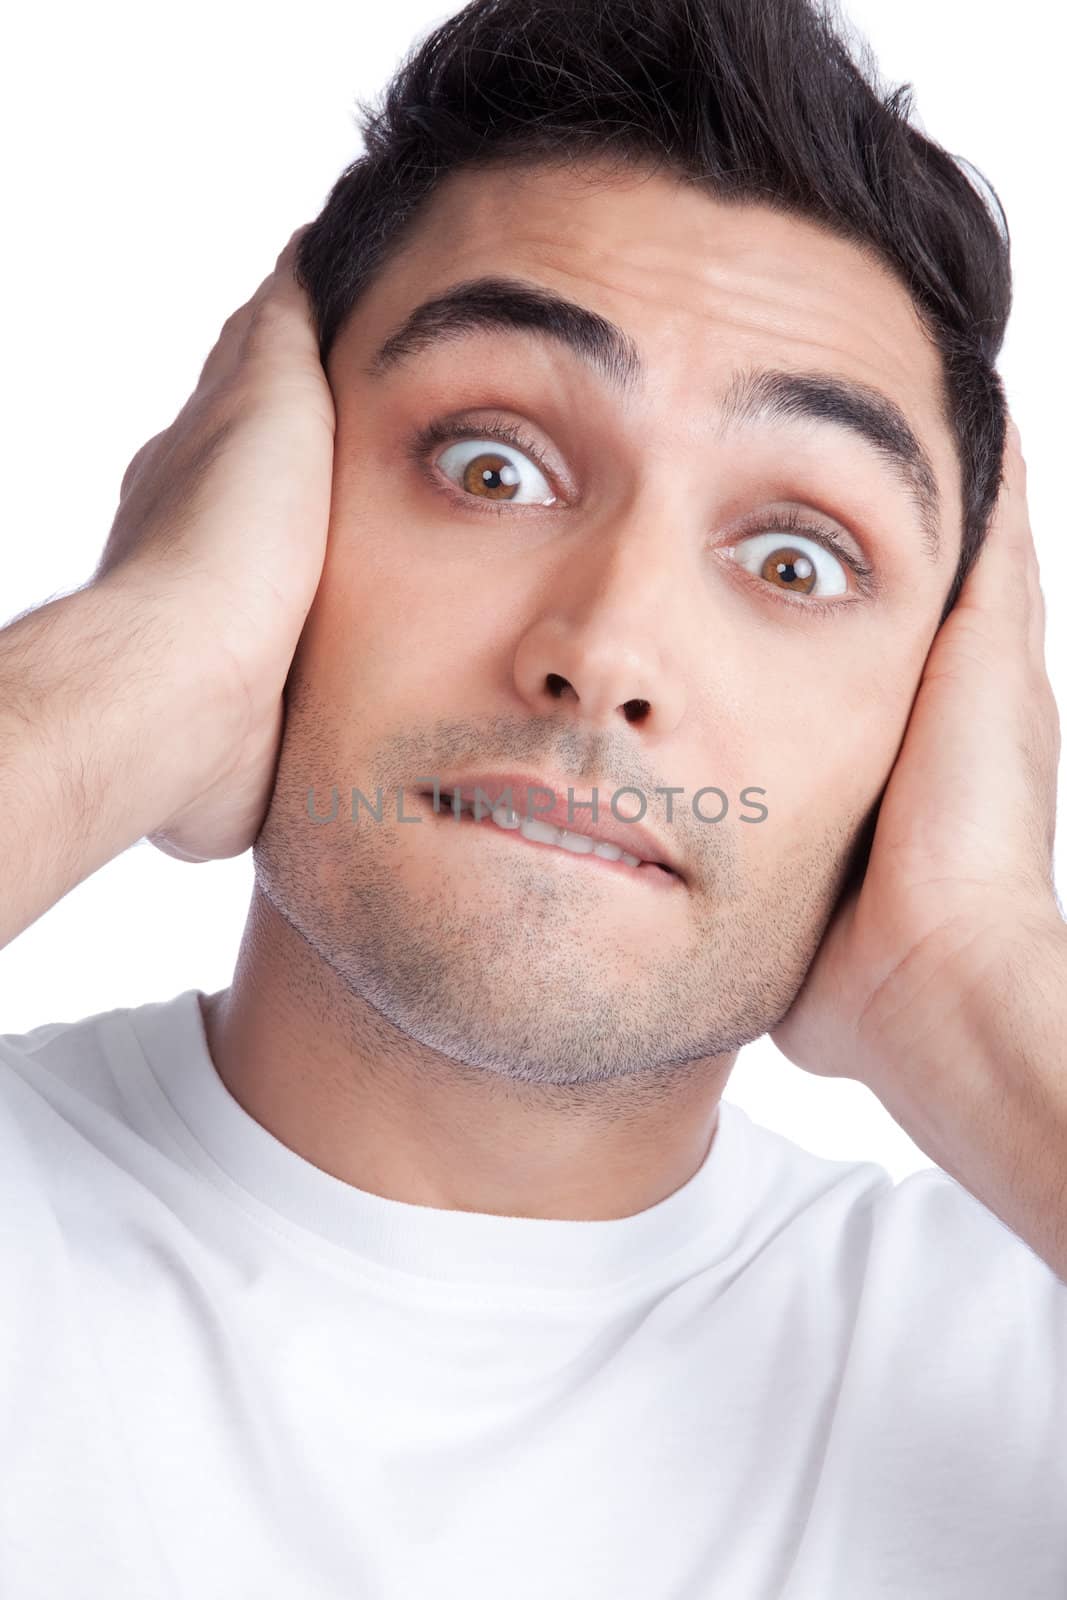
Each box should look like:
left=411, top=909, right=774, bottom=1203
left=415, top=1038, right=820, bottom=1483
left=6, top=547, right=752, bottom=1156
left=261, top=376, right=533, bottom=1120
left=254, top=157, right=962, bottom=1088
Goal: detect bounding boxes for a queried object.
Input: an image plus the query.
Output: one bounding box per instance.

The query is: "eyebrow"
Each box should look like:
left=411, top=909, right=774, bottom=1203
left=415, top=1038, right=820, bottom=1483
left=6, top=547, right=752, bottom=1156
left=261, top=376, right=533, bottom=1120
left=368, top=274, right=942, bottom=561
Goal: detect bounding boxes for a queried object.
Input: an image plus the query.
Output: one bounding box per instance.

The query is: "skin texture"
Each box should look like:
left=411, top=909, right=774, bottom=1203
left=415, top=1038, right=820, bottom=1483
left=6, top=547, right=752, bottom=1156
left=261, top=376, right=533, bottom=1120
left=201, top=155, right=964, bottom=1221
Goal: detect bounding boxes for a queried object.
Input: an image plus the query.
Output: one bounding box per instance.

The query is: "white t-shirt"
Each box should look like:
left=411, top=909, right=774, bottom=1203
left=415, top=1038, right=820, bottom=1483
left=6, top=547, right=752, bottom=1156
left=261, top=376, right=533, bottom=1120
left=1, top=988, right=1065, bottom=1599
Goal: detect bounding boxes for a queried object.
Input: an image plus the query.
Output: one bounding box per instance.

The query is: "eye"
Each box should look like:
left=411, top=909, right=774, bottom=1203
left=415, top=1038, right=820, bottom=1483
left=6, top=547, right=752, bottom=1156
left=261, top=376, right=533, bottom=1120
left=437, top=438, right=555, bottom=505
left=730, top=530, right=846, bottom=598
left=720, top=510, right=875, bottom=606
left=430, top=426, right=558, bottom=507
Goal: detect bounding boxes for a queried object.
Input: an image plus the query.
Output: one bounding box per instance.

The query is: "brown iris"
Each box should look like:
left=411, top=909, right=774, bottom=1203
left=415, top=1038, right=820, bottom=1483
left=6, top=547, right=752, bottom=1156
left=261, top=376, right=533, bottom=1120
left=460, top=451, right=521, bottom=500
left=761, top=546, right=817, bottom=595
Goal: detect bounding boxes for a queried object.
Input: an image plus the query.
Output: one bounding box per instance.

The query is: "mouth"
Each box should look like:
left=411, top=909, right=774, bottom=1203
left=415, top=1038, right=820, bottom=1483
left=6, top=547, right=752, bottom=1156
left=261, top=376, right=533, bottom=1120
left=415, top=788, right=685, bottom=888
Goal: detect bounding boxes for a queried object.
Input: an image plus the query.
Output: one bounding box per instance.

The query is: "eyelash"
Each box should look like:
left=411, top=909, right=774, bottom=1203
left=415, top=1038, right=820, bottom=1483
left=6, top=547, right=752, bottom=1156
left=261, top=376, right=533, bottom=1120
left=406, top=413, right=877, bottom=613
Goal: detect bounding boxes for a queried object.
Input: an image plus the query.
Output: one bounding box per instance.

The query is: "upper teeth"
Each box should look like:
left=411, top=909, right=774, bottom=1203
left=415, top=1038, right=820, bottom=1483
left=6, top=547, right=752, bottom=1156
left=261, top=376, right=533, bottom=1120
left=445, top=796, right=645, bottom=868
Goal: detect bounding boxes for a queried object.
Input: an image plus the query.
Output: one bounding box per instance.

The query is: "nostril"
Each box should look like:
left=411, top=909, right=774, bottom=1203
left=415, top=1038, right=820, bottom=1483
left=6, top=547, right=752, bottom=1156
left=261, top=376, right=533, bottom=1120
left=623, top=698, right=650, bottom=724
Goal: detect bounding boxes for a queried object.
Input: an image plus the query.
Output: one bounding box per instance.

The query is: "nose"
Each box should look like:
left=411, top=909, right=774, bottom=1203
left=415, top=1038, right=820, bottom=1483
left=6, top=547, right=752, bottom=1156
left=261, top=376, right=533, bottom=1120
left=512, top=524, right=687, bottom=737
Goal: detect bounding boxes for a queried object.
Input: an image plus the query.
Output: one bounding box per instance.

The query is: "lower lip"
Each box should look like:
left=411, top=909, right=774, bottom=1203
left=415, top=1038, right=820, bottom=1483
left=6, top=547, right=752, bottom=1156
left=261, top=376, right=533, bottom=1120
left=414, top=792, right=683, bottom=890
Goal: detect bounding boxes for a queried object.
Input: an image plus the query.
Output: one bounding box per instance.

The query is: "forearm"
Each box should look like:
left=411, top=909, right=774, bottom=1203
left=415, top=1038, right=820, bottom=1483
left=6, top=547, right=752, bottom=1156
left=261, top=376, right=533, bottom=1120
left=865, top=909, right=1067, bottom=1282
left=0, top=579, right=218, bottom=950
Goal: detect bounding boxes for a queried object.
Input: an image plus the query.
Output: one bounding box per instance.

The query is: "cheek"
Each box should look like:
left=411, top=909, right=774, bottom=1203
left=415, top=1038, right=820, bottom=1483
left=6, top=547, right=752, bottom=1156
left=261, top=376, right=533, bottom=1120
left=750, top=652, right=917, bottom=839
left=301, top=507, right=513, bottom=717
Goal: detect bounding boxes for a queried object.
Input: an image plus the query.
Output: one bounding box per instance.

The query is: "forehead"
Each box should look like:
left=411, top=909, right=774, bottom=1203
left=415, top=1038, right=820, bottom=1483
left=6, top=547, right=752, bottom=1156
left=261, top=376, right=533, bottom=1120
left=341, top=156, right=960, bottom=525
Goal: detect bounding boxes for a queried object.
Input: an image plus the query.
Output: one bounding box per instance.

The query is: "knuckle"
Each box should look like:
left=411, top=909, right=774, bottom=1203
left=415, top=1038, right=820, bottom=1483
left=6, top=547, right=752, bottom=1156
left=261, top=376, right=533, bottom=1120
left=241, top=292, right=290, bottom=349
left=120, top=433, right=164, bottom=499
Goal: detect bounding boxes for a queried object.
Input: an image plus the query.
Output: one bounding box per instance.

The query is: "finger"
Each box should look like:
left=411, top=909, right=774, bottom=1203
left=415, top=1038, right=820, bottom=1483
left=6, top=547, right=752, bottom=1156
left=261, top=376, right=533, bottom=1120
left=238, top=223, right=322, bottom=372
left=120, top=428, right=169, bottom=500
left=197, top=223, right=318, bottom=390
left=954, top=412, right=1037, bottom=651
left=982, top=422, right=1060, bottom=876
left=1009, top=425, right=1051, bottom=665
left=246, top=223, right=313, bottom=310
left=216, top=225, right=310, bottom=334
left=997, top=424, right=1061, bottom=887
left=272, top=222, right=312, bottom=277
left=258, top=223, right=316, bottom=317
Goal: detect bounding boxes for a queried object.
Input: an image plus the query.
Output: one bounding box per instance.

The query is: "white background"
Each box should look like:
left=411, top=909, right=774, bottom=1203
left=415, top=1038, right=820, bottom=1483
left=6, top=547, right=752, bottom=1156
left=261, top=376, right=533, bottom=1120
left=2, top=0, right=1062, bottom=1180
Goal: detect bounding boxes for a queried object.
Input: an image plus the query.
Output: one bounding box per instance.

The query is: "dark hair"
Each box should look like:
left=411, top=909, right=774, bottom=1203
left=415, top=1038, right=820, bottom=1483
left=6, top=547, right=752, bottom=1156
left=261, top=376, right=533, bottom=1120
left=296, top=0, right=1012, bottom=622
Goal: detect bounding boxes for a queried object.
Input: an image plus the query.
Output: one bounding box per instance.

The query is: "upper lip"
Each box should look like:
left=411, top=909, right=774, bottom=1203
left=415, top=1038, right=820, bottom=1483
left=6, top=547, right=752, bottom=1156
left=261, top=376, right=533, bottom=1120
left=415, top=770, right=685, bottom=880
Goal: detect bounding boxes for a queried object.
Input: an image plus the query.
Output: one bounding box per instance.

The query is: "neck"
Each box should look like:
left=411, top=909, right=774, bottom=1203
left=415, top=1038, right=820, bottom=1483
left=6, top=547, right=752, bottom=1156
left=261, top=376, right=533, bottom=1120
left=201, top=888, right=731, bottom=1222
